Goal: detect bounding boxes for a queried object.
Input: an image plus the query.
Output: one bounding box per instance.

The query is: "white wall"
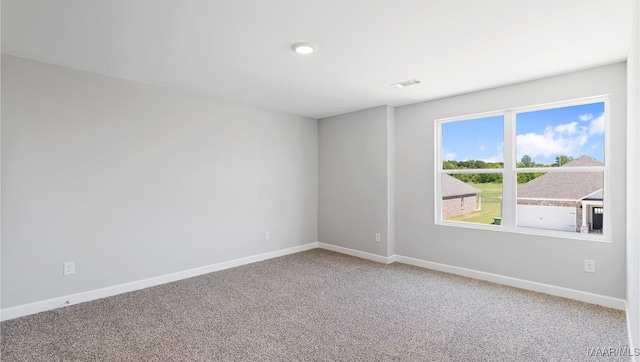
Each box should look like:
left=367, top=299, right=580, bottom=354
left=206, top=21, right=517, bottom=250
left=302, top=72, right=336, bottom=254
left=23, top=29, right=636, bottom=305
left=395, top=63, right=627, bottom=298
left=1, top=55, right=318, bottom=308
left=626, top=0, right=640, bottom=351
left=318, top=106, right=393, bottom=257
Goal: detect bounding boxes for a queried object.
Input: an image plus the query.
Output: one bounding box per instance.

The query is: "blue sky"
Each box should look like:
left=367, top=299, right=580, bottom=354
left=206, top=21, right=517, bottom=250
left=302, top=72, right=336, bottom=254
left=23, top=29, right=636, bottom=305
left=442, top=102, right=605, bottom=165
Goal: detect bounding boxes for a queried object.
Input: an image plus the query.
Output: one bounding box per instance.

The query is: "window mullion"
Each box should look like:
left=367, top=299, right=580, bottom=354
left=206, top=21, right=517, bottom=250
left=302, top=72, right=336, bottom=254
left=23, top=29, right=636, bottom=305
left=502, top=111, right=516, bottom=228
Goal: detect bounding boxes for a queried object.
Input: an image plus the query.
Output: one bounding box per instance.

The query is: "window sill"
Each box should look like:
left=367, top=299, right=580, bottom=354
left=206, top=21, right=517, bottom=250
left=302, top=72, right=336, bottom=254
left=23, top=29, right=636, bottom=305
left=436, top=220, right=612, bottom=243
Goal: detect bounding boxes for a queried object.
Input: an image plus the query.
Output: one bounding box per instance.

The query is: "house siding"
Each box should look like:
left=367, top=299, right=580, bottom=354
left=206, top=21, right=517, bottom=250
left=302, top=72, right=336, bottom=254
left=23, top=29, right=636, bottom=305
left=443, top=194, right=477, bottom=219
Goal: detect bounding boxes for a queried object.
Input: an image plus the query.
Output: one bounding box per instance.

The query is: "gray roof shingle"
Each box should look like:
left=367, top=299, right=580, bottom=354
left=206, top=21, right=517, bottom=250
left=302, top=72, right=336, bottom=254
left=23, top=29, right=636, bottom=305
left=442, top=174, right=481, bottom=198
left=517, top=156, right=603, bottom=200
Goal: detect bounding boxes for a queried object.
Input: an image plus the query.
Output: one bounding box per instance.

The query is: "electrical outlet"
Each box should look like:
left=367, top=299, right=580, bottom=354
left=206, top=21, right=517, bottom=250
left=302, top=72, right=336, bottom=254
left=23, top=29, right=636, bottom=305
left=375, top=233, right=381, bottom=242
left=265, top=232, right=270, bottom=240
left=584, top=259, right=595, bottom=273
left=63, top=261, right=75, bottom=276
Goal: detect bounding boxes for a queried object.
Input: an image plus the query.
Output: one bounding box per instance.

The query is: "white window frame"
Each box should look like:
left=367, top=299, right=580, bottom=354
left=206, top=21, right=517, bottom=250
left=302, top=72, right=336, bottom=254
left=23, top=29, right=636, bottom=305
left=435, top=95, right=610, bottom=242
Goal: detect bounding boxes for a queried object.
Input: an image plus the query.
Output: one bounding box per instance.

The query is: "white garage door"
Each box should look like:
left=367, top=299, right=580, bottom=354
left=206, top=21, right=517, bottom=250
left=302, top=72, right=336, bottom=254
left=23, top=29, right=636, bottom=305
left=517, top=205, right=576, bottom=232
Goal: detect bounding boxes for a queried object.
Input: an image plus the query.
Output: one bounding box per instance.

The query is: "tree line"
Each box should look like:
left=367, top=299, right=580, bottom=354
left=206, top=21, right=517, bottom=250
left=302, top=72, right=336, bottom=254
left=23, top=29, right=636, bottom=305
left=444, top=155, right=574, bottom=184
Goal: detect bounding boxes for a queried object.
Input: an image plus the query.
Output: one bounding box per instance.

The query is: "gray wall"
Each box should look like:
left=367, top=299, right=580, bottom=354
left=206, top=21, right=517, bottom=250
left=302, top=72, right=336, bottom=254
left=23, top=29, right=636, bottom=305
left=2, top=52, right=632, bottom=316
left=318, top=106, right=393, bottom=257
left=1, top=55, right=318, bottom=308
left=395, top=63, right=627, bottom=298
left=386, top=106, right=395, bottom=257
left=626, top=0, right=640, bottom=350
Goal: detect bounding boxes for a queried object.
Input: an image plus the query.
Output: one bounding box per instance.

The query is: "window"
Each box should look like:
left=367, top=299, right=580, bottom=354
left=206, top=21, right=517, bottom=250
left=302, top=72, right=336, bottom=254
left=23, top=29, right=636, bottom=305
left=436, top=97, right=609, bottom=240
left=439, top=115, right=504, bottom=226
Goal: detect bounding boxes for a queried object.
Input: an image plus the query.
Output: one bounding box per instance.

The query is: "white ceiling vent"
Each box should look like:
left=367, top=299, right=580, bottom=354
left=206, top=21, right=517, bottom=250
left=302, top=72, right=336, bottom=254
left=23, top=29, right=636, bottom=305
left=391, top=78, right=421, bottom=88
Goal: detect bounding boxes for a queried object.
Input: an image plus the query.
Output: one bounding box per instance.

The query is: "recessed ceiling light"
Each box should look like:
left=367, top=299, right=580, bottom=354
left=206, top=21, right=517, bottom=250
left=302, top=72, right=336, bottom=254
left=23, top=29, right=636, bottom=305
left=391, top=78, right=421, bottom=88
left=291, top=42, right=317, bottom=55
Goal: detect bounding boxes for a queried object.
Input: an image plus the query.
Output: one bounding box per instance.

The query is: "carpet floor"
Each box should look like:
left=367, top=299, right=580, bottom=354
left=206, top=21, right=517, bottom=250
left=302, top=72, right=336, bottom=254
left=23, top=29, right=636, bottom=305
left=1, top=249, right=630, bottom=361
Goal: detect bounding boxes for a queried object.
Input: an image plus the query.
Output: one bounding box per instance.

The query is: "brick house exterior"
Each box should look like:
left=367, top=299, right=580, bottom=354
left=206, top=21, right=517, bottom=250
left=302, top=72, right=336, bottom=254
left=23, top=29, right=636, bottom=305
left=442, top=174, right=481, bottom=219
left=517, top=156, right=603, bottom=233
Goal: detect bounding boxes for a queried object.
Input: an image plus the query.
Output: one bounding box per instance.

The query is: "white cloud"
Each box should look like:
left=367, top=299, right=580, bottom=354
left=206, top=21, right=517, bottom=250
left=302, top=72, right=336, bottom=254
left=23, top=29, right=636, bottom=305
left=481, top=144, right=504, bottom=163
left=579, top=113, right=594, bottom=122
left=517, top=132, right=568, bottom=158
left=516, top=112, right=604, bottom=161
left=445, top=152, right=456, bottom=160
left=517, top=128, right=587, bottom=159
left=554, top=122, right=578, bottom=134
left=479, top=145, right=485, bottom=151
left=588, top=114, right=604, bottom=135
left=481, top=155, right=502, bottom=163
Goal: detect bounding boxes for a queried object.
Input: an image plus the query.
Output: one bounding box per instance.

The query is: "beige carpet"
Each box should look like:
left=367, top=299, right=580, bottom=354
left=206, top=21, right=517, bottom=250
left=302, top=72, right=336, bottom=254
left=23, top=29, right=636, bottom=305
left=1, top=249, right=630, bottom=361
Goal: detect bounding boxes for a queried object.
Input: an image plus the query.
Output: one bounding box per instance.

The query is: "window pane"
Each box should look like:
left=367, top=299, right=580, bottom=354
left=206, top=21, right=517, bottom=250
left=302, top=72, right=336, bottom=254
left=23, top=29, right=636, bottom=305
left=516, top=171, right=604, bottom=234
left=442, top=173, right=502, bottom=225
left=516, top=102, right=605, bottom=167
left=442, top=116, right=504, bottom=169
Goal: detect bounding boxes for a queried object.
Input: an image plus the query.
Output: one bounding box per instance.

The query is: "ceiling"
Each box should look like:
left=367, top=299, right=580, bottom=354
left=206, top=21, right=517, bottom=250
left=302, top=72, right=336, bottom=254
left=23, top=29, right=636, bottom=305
left=1, top=0, right=635, bottom=119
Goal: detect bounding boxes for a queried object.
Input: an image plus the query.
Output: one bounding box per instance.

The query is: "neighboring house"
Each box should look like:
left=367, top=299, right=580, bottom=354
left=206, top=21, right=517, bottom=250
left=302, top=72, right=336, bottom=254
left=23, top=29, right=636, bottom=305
left=517, top=156, right=603, bottom=233
left=442, top=174, right=482, bottom=219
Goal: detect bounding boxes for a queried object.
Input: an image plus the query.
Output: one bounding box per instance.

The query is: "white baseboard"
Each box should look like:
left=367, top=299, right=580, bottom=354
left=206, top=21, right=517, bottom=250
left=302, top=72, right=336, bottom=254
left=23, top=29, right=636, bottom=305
left=0, top=242, right=319, bottom=321
left=317, top=242, right=395, bottom=264
left=394, top=255, right=626, bottom=311
left=2, top=242, right=627, bottom=322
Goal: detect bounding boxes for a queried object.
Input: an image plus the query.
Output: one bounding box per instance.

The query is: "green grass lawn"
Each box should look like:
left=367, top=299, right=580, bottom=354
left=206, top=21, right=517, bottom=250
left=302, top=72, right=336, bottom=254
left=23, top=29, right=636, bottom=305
left=447, top=183, right=502, bottom=224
